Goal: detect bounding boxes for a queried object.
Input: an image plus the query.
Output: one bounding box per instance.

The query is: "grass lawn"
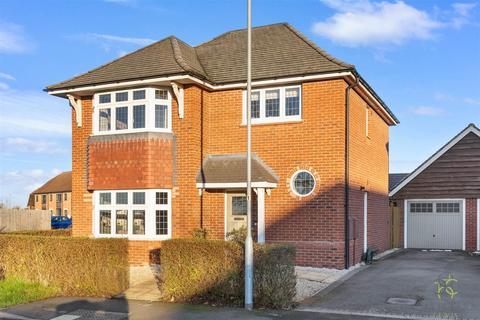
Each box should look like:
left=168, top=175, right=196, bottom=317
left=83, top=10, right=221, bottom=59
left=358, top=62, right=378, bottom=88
left=0, top=278, right=57, bottom=308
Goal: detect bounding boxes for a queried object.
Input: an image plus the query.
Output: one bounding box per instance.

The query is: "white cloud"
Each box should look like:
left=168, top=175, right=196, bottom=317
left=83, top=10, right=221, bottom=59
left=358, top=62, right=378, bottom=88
left=1, top=137, right=68, bottom=154
left=451, top=3, right=477, bottom=28
left=81, top=33, right=154, bottom=46
left=312, top=1, right=475, bottom=47
left=411, top=106, right=444, bottom=116
left=434, top=92, right=480, bottom=106
left=463, top=97, right=480, bottom=105
left=0, top=72, right=15, bottom=81
left=0, top=90, right=70, bottom=137
left=0, top=82, right=9, bottom=90
left=0, top=168, right=66, bottom=207
left=0, top=21, right=30, bottom=53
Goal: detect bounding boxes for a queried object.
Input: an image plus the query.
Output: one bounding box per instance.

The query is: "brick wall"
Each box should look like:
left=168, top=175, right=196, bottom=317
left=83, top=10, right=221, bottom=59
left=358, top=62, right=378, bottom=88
left=70, top=79, right=391, bottom=269
left=465, top=198, right=477, bottom=251
left=348, top=89, right=390, bottom=265
left=71, top=98, right=93, bottom=236
left=34, top=193, right=71, bottom=216
left=88, top=136, right=173, bottom=190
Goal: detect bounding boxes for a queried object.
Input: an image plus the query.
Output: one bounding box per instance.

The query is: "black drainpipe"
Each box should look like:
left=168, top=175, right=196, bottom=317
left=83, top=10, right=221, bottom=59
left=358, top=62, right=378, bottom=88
left=344, top=76, right=359, bottom=270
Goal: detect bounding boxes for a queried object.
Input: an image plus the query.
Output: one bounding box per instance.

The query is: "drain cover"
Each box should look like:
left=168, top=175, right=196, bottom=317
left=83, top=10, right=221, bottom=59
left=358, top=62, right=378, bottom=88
left=386, top=297, right=418, bottom=305
left=50, top=309, right=128, bottom=320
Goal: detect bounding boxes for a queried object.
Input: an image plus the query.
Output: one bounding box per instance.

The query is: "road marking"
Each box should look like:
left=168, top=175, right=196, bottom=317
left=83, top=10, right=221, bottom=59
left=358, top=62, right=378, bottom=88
left=0, top=311, right=38, bottom=320
left=49, top=316, right=80, bottom=320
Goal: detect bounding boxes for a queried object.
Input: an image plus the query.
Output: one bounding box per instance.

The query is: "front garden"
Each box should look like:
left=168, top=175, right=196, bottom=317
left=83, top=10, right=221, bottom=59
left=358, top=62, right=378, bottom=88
left=0, top=230, right=297, bottom=309
left=0, top=233, right=129, bottom=307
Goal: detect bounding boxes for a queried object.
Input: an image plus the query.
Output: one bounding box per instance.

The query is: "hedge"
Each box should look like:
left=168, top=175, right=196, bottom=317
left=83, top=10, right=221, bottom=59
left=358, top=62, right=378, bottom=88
left=0, top=235, right=128, bottom=297
left=158, top=238, right=296, bottom=309
left=4, top=229, right=72, bottom=237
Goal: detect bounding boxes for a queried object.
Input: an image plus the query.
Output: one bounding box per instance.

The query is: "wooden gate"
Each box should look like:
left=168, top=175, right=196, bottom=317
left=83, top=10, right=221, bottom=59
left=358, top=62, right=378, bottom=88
left=390, top=204, right=401, bottom=248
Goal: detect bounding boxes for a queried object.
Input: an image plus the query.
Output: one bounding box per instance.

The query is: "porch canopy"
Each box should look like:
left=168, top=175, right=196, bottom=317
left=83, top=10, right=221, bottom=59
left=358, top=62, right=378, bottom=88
left=195, top=153, right=278, bottom=244
left=195, top=153, right=278, bottom=189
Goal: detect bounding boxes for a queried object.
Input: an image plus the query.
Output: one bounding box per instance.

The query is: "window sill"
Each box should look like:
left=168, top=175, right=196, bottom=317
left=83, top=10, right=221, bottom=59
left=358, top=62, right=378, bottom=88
left=240, top=119, right=304, bottom=127
left=94, top=234, right=171, bottom=241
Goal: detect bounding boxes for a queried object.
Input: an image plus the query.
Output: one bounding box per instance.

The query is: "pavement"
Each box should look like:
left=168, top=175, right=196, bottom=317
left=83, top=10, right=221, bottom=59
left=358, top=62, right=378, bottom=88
left=2, top=249, right=479, bottom=320
left=300, top=249, right=480, bottom=320
left=0, top=297, right=394, bottom=320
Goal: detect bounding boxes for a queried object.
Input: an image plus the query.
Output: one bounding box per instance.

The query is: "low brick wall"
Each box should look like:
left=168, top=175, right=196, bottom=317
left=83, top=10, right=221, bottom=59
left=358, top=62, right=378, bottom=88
left=0, top=209, right=51, bottom=232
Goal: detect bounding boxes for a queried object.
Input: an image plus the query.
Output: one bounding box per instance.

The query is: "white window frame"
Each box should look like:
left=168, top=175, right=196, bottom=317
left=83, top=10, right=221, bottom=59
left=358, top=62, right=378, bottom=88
left=290, top=169, right=316, bottom=197
left=93, top=87, right=172, bottom=135
left=93, top=189, right=172, bottom=240
left=242, top=85, right=302, bottom=125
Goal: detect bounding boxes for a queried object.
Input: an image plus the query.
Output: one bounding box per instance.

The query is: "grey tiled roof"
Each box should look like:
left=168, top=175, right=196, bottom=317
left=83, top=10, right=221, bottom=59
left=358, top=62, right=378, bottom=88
left=47, top=23, right=352, bottom=90
left=196, top=154, right=279, bottom=185
left=389, top=173, right=409, bottom=192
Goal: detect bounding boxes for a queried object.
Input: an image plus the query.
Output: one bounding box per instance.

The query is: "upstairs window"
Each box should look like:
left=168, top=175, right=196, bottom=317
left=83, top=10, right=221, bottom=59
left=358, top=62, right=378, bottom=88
left=93, top=87, right=171, bottom=135
left=243, top=85, right=301, bottom=124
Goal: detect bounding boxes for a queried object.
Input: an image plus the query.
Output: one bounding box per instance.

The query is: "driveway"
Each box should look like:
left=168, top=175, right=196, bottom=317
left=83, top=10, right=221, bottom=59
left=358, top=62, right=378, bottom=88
left=299, top=250, right=480, bottom=320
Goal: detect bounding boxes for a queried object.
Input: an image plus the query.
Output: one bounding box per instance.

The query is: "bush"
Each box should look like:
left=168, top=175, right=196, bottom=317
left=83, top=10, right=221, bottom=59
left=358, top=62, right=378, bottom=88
left=158, top=238, right=296, bottom=309
left=5, top=229, right=72, bottom=237
left=0, top=234, right=128, bottom=297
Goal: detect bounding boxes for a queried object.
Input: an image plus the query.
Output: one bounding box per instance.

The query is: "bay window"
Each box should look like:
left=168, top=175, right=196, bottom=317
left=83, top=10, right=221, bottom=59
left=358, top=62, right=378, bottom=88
left=94, top=189, right=171, bottom=239
left=93, top=87, right=171, bottom=135
left=243, top=85, right=301, bottom=124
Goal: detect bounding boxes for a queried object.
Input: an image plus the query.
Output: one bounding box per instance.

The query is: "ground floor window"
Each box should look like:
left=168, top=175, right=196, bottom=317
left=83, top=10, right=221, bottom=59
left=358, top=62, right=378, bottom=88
left=93, top=189, right=171, bottom=239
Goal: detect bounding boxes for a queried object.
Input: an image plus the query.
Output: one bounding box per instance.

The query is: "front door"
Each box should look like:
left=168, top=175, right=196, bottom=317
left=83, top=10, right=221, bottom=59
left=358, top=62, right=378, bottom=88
left=226, top=193, right=248, bottom=233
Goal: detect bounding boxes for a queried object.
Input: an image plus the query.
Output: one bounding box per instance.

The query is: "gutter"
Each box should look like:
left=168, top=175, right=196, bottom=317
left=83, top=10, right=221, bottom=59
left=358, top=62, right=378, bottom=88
left=344, top=76, right=359, bottom=269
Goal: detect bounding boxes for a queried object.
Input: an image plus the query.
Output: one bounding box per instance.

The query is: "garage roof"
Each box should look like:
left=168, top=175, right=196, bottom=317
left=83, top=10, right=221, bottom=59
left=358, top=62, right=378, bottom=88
left=389, top=124, right=480, bottom=197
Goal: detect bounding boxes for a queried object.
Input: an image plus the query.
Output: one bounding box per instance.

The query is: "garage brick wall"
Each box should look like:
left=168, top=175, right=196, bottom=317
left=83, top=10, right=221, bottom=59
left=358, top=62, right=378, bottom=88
left=466, top=198, right=477, bottom=251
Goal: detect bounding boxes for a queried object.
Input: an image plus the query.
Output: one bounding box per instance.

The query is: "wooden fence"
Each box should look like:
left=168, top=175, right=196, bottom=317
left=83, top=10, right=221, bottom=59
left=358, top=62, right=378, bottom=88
left=0, top=209, right=51, bottom=232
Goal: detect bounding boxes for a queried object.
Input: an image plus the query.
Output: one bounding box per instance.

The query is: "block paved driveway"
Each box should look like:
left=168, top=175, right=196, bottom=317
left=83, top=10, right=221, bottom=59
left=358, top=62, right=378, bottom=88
left=299, top=249, right=480, bottom=319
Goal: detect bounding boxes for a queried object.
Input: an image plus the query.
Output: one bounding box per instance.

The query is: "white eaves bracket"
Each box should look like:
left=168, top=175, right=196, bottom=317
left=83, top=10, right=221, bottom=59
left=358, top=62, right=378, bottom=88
left=170, top=82, right=184, bottom=119
left=67, top=94, right=82, bottom=127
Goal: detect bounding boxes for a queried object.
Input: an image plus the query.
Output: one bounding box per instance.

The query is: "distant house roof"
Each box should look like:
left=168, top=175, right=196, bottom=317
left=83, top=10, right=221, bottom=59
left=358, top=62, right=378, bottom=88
left=389, top=173, right=409, bottom=192
left=196, top=154, right=278, bottom=187
left=31, top=171, right=72, bottom=194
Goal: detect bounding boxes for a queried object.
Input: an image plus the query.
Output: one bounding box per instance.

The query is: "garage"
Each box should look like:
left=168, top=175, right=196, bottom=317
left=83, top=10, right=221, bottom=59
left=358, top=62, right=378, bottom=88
left=389, top=124, right=480, bottom=252
left=406, top=200, right=464, bottom=249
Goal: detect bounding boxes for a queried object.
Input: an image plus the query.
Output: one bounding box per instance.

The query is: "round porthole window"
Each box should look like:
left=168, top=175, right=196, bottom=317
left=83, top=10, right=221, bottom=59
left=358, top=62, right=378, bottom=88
left=291, top=170, right=316, bottom=196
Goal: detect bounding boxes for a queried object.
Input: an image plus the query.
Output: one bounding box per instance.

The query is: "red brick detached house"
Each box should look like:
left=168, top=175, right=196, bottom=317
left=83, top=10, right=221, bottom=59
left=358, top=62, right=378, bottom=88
left=47, top=23, right=398, bottom=269
left=390, top=124, right=480, bottom=252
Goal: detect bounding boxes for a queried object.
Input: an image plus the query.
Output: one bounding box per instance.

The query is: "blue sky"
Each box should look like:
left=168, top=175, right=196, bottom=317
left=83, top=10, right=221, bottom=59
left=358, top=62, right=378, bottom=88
left=0, top=0, right=479, bottom=207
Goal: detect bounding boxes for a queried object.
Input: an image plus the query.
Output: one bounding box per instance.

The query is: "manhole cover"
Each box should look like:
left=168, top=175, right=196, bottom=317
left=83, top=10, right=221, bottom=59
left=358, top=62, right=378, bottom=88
left=386, top=297, right=418, bottom=305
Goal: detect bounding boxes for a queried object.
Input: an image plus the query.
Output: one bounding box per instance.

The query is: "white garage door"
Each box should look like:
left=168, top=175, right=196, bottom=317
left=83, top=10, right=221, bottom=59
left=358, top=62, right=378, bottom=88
left=407, top=200, right=463, bottom=250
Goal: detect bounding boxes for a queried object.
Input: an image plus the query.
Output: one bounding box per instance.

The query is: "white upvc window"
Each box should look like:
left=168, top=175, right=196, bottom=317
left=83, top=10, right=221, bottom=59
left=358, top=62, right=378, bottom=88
left=93, top=87, right=172, bottom=135
left=242, top=85, right=301, bottom=124
left=93, top=189, right=172, bottom=240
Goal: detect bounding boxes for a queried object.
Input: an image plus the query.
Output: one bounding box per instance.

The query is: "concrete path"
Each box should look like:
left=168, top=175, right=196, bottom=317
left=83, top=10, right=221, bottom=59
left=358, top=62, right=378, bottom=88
left=300, top=249, right=480, bottom=320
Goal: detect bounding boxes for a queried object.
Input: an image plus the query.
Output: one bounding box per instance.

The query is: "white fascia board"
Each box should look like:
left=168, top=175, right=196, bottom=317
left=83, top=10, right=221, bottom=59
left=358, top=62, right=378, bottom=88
left=48, top=70, right=397, bottom=126
left=196, top=182, right=277, bottom=189
left=47, top=72, right=353, bottom=96
left=389, top=125, right=480, bottom=197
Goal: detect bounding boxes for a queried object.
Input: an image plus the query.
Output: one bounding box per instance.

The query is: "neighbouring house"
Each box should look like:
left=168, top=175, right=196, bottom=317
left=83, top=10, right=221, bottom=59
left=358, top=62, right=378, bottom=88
left=46, top=23, right=398, bottom=269
left=390, top=124, right=480, bottom=252
left=28, top=171, right=72, bottom=217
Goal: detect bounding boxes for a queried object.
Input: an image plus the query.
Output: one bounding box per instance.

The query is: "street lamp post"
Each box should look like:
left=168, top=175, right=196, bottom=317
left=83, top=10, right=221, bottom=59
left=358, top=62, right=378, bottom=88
left=244, top=0, right=254, bottom=311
